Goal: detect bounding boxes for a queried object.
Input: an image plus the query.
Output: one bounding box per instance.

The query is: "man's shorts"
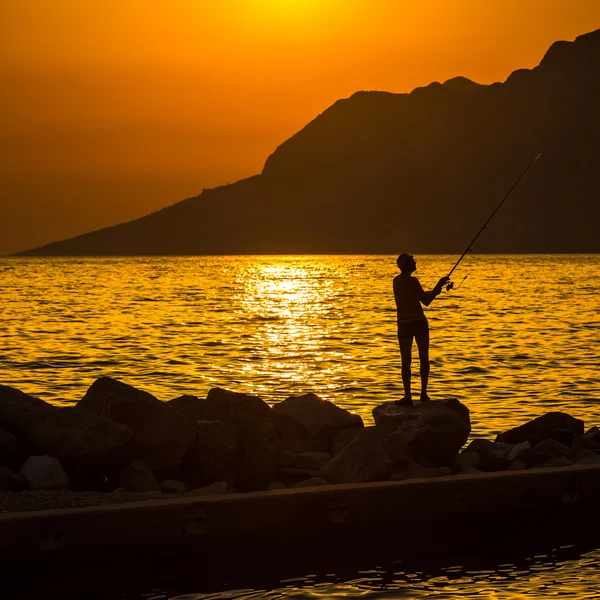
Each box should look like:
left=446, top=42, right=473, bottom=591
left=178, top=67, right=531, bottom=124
left=397, top=318, right=429, bottom=339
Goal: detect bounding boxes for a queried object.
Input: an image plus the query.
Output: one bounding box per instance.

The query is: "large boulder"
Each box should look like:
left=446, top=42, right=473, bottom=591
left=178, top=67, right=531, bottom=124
left=203, top=388, right=272, bottom=421
left=495, top=412, right=584, bottom=447
left=165, top=395, right=206, bottom=422
left=76, top=377, right=196, bottom=473
left=235, top=416, right=280, bottom=491
left=20, top=455, right=70, bottom=490
left=0, top=384, right=132, bottom=475
left=318, top=435, right=392, bottom=484
left=0, top=428, right=20, bottom=467
left=372, top=399, right=471, bottom=465
left=189, top=420, right=238, bottom=485
left=119, top=460, right=159, bottom=492
left=272, top=393, right=364, bottom=452
left=0, top=467, right=28, bottom=491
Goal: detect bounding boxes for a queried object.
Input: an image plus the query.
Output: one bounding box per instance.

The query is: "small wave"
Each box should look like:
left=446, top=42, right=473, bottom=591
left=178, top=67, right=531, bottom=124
left=458, top=366, right=489, bottom=374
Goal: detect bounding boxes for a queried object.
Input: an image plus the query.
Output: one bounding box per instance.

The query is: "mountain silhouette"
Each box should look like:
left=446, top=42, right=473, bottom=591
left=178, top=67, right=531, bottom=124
left=16, top=29, right=600, bottom=256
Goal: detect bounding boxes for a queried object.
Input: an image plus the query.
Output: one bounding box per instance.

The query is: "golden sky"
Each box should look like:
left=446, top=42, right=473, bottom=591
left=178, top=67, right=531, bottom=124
left=1, top=0, right=599, bottom=254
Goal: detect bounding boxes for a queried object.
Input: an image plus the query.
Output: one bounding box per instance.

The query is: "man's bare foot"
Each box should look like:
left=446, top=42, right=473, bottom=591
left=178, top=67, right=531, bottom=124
left=420, top=393, right=431, bottom=402
left=395, top=395, right=413, bottom=406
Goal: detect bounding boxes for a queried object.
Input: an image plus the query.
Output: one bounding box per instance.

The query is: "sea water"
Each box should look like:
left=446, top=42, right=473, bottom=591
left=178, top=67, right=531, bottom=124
left=1, top=255, right=599, bottom=439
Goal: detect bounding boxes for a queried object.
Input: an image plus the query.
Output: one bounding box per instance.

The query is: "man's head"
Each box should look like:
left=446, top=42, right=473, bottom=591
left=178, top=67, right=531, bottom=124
left=397, top=253, right=416, bottom=274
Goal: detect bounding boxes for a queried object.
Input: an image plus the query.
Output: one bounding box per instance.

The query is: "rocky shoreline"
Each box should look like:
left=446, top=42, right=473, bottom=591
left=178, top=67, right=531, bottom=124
left=1, top=377, right=600, bottom=513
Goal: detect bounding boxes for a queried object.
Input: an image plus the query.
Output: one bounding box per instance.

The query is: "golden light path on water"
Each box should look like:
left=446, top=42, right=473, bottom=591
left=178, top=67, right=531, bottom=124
left=1, top=255, right=599, bottom=439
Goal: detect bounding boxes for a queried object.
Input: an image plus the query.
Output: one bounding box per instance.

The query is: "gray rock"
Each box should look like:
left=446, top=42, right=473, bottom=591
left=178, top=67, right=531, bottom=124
left=0, top=384, right=132, bottom=475
left=291, top=477, right=331, bottom=489
left=513, top=446, right=552, bottom=467
left=465, top=438, right=505, bottom=457
left=0, top=466, right=28, bottom=491
left=455, top=451, right=480, bottom=471
left=536, top=457, right=573, bottom=468
left=20, top=455, right=69, bottom=490
left=508, top=460, right=527, bottom=470
left=165, top=395, right=206, bottom=422
left=191, top=420, right=237, bottom=485
left=535, top=438, right=571, bottom=459
left=0, top=429, right=19, bottom=467
left=584, top=426, right=600, bottom=443
left=496, top=412, right=584, bottom=447
left=373, top=399, right=470, bottom=465
left=507, top=441, right=531, bottom=461
left=76, top=377, right=195, bottom=473
left=235, top=415, right=279, bottom=491
left=272, top=393, right=363, bottom=452
left=160, top=478, right=187, bottom=493
left=271, top=411, right=310, bottom=453
left=464, top=439, right=511, bottom=471
left=290, top=451, right=332, bottom=471
left=203, top=388, right=272, bottom=421
left=332, top=427, right=372, bottom=455
left=194, top=480, right=228, bottom=495
left=389, top=464, right=452, bottom=481
left=277, top=468, right=320, bottom=486
left=267, top=481, right=287, bottom=491
left=119, top=460, right=159, bottom=492
left=575, top=455, right=600, bottom=466
left=318, top=435, right=392, bottom=484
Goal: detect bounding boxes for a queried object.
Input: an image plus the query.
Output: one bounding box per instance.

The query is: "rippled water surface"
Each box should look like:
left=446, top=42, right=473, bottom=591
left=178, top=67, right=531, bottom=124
left=1, top=255, right=599, bottom=438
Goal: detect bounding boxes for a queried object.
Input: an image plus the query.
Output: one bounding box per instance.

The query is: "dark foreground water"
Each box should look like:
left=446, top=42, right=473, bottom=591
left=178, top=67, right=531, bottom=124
left=26, top=545, right=600, bottom=599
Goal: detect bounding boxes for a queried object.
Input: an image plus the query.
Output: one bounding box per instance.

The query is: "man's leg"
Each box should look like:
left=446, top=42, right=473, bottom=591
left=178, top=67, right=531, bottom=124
left=398, top=335, right=413, bottom=402
left=415, top=328, right=430, bottom=400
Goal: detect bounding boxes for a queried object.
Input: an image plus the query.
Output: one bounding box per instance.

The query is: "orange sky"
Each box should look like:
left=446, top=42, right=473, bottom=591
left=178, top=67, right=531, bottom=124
left=1, top=0, right=599, bottom=254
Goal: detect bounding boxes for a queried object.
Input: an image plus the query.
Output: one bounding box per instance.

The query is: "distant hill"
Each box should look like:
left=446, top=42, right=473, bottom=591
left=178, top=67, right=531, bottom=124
left=16, top=29, right=600, bottom=256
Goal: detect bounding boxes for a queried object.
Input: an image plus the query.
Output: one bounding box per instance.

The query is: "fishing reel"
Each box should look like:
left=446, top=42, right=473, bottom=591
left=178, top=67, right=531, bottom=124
left=445, top=275, right=467, bottom=292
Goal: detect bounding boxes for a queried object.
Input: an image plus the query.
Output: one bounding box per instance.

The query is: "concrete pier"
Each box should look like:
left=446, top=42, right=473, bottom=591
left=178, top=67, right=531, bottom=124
left=2, top=463, right=600, bottom=568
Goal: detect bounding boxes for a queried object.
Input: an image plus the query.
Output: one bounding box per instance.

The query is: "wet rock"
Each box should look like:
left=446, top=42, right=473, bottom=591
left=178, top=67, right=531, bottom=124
left=535, top=438, right=571, bottom=459
left=268, top=481, right=287, bottom=491
left=373, top=399, right=470, bottom=465
left=190, top=420, right=237, bottom=485
left=290, top=451, right=332, bottom=471
left=318, top=435, right=392, bottom=484
left=0, top=384, right=133, bottom=476
left=272, top=393, right=363, bottom=453
left=77, top=377, right=196, bottom=473
left=0, top=428, right=19, bottom=467
left=496, top=412, right=584, bottom=447
left=0, top=466, right=28, bottom=491
left=165, top=395, right=206, bottom=422
left=291, top=477, right=331, bottom=489
left=389, top=464, right=452, bottom=481
left=455, top=451, right=480, bottom=472
left=203, top=388, right=272, bottom=421
left=20, top=455, right=69, bottom=490
left=507, top=441, right=531, bottom=461
left=119, top=460, right=159, bottom=492
left=235, top=415, right=279, bottom=491
left=160, top=479, right=187, bottom=493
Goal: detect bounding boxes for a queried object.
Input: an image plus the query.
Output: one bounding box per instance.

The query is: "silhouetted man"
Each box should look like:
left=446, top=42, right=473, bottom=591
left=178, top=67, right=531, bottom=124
left=393, top=253, right=449, bottom=405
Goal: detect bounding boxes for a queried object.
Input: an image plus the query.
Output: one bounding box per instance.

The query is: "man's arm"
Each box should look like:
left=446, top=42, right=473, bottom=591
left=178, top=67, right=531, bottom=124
left=416, top=276, right=450, bottom=307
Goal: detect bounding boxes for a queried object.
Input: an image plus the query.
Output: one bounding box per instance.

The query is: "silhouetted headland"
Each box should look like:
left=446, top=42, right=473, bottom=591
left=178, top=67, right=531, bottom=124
left=1, top=376, right=599, bottom=510
left=13, top=28, right=600, bottom=256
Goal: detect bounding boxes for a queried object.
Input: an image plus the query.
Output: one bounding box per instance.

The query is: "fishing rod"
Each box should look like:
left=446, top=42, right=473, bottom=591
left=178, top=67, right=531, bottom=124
left=446, top=153, right=542, bottom=288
